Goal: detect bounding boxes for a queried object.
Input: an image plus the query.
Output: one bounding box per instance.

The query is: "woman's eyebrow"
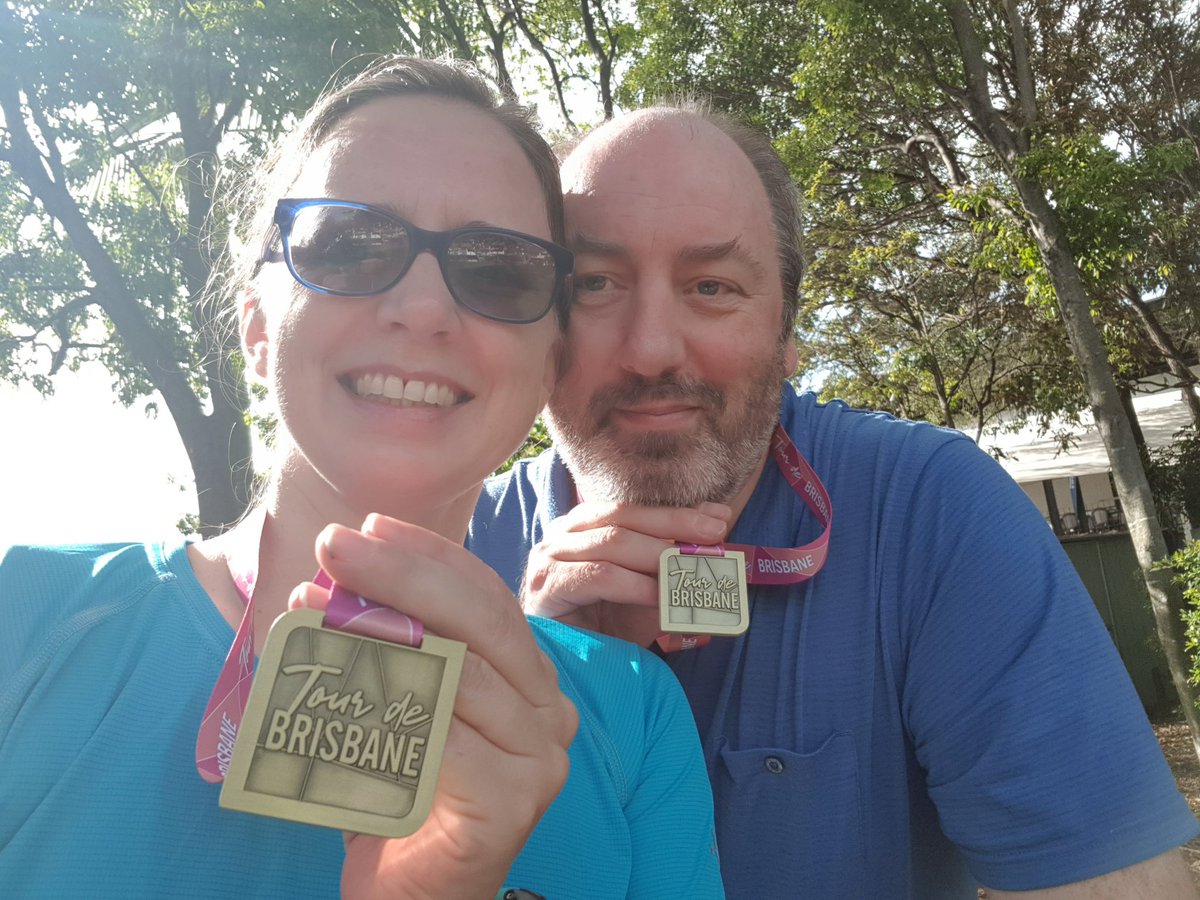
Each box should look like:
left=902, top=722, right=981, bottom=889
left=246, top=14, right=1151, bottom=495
left=369, top=203, right=499, bottom=231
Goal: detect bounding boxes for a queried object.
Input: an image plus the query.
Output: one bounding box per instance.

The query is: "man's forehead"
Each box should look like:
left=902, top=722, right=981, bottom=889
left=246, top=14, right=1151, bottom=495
left=563, top=114, right=772, bottom=251
left=562, top=110, right=758, bottom=198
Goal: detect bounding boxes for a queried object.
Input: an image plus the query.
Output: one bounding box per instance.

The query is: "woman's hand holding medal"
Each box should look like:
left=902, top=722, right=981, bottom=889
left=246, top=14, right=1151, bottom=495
left=291, top=514, right=579, bottom=900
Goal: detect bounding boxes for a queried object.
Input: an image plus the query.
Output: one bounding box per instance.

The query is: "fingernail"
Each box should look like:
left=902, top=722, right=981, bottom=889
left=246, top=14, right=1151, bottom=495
left=321, top=524, right=368, bottom=563
left=696, top=515, right=727, bottom=540
left=697, top=502, right=732, bottom=520
left=288, top=585, right=309, bottom=609
left=361, top=513, right=402, bottom=539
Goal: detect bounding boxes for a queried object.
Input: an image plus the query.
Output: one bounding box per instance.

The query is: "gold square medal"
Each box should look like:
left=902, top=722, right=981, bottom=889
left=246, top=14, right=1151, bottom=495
left=220, top=608, right=464, bottom=837
left=658, top=547, right=750, bottom=637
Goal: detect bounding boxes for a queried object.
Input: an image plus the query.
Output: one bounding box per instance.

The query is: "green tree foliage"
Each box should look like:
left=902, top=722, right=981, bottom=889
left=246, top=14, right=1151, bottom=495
left=497, top=416, right=552, bottom=473
left=0, top=0, right=628, bottom=533
left=1149, top=427, right=1200, bottom=537
left=1166, top=539, right=1200, bottom=684
left=0, top=0, right=438, bottom=532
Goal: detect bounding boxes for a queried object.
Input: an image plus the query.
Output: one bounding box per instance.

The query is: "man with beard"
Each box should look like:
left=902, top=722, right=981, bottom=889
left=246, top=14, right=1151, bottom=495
left=467, top=107, right=1199, bottom=898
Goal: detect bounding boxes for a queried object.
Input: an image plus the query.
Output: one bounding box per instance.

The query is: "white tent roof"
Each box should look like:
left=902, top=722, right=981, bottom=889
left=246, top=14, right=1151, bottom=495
left=976, top=385, right=1195, bottom=485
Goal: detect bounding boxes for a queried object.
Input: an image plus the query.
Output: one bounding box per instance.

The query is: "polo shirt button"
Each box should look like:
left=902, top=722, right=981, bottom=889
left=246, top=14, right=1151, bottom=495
left=764, top=755, right=784, bottom=774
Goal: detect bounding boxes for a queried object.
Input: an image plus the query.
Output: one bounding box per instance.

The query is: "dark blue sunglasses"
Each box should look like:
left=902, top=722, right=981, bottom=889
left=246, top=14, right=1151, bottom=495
left=260, top=199, right=573, bottom=324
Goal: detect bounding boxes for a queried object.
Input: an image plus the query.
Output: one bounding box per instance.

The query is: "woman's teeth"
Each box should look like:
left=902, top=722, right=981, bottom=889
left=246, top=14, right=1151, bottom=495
left=353, top=374, right=457, bottom=407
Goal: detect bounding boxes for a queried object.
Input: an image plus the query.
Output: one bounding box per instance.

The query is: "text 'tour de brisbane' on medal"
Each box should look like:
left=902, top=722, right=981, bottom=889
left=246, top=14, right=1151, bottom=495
left=219, top=607, right=465, bottom=837
left=658, top=546, right=750, bottom=637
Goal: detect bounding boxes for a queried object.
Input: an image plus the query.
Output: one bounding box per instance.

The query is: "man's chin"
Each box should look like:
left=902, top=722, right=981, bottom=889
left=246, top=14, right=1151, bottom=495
left=549, top=413, right=740, bottom=504
left=565, top=438, right=738, bottom=506
left=604, top=427, right=695, bottom=461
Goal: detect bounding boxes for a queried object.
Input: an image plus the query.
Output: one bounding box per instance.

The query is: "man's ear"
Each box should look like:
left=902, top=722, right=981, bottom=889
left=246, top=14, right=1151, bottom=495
left=784, top=335, right=799, bottom=377
left=240, top=289, right=269, bottom=381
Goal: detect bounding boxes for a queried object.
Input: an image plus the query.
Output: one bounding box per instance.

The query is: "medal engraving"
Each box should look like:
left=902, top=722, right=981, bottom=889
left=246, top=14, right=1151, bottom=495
left=658, top=547, right=750, bottom=637
left=220, top=608, right=464, bottom=837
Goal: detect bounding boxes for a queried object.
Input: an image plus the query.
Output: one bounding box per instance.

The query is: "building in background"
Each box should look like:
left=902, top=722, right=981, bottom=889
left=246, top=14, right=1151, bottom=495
left=978, top=374, right=1198, bottom=713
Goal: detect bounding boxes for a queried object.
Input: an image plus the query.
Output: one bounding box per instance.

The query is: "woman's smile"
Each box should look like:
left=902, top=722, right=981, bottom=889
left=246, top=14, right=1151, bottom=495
left=346, top=372, right=465, bottom=408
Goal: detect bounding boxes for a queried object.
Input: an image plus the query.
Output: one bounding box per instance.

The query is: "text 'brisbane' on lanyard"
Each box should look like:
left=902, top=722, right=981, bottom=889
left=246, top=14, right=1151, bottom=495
left=194, top=511, right=422, bottom=784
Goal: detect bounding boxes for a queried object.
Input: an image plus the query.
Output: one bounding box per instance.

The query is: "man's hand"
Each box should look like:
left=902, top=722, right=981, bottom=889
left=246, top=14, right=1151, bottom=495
left=292, top=514, right=579, bottom=900
left=521, top=500, right=732, bottom=647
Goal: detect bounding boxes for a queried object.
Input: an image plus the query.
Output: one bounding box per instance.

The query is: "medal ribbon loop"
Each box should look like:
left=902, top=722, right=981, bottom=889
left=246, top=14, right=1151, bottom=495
left=195, top=517, right=422, bottom=783
left=681, top=424, right=832, bottom=585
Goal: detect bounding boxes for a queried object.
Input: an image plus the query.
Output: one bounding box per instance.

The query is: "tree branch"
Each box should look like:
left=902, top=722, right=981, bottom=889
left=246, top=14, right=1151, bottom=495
left=944, top=0, right=1020, bottom=164
left=474, top=0, right=516, bottom=100
left=1002, top=0, right=1037, bottom=148
left=209, top=94, right=247, bottom=148
left=434, top=0, right=478, bottom=61
left=24, top=89, right=68, bottom=186
left=579, top=0, right=615, bottom=119
left=507, top=0, right=576, bottom=130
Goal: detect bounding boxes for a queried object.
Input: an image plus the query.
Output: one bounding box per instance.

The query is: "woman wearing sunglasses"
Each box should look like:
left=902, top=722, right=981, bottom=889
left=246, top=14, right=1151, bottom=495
left=0, top=57, right=722, bottom=898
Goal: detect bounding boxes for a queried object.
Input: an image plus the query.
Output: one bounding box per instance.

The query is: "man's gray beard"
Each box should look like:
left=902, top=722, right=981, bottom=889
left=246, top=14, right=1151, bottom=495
left=547, top=349, right=785, bottom=507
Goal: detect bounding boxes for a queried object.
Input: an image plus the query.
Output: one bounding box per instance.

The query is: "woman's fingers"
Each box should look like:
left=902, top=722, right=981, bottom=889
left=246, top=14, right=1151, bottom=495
left=451, top=643, right=578, bottom=756
left=300, top=515, right=577, bottom=751
left=312, top=517, right=560, bottom=710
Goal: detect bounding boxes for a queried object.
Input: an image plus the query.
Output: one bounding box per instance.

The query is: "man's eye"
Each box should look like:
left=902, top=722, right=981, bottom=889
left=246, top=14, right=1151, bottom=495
left=696, top=280, right=723, bottom=296
left=578, top=274, right=610, bottom=292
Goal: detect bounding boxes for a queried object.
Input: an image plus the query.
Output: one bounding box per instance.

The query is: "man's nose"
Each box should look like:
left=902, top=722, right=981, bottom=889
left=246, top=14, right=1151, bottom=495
left=620, top=278, right=686, bottom=377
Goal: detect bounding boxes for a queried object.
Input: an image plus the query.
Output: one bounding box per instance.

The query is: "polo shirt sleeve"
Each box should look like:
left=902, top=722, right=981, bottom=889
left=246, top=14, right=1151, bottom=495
left=886, top=437, right=1198, bottom=890
left=469, top=458, right=550, bottom=594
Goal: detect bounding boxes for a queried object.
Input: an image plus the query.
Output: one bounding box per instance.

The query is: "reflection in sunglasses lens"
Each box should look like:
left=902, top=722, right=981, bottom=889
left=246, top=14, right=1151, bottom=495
left=290, top=207, right=409, bottom=295
left=446, top=235, right=554, bottom=322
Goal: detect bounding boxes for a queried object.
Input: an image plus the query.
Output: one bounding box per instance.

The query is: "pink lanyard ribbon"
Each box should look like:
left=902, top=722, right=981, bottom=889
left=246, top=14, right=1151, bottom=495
left=679, top=424, right=832, bottom=585
left=195, top=514, right=422, bottom=783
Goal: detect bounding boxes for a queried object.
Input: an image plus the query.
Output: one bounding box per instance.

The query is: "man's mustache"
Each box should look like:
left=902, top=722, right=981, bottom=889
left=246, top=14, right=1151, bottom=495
left=589, top=376, right=726, bottom=423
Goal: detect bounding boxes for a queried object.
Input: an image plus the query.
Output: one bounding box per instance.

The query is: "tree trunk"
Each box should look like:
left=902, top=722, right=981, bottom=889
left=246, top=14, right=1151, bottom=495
left=181, top=402, right=255, bottom=536
left=0, top=80, right=252, bottom=537
left=944, top=0, right=1200, bottom=758
left=1118, top=385, right=1149, bottom=453
left=1016, top=177, right=1200, bottom=756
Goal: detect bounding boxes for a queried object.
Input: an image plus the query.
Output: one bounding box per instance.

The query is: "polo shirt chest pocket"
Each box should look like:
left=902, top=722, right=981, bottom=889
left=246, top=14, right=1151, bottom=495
left=715, top=731, right=865, bottom=899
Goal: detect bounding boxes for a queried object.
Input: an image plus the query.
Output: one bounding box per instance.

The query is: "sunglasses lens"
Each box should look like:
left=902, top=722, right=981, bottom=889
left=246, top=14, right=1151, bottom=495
left=286, top=205, right=410, bottom=295
left=444, top=233, right=558, bottom=322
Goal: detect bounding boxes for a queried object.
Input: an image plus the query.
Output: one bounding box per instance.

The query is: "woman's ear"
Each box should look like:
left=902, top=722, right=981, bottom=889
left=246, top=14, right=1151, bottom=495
left=240, top=289, right=270, bottom=381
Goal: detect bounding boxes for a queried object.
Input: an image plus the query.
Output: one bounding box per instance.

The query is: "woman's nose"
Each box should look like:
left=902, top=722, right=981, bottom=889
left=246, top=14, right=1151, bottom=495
left=374, top=251, right=460, bottom=335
